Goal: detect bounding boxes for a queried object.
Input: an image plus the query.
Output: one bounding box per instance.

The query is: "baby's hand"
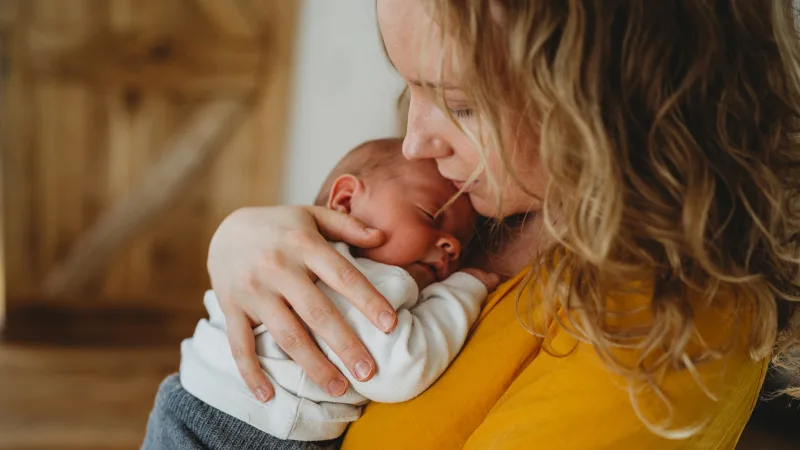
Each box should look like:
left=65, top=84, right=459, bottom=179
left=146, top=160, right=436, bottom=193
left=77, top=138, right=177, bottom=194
left=461, top=268, right=501, bottom=291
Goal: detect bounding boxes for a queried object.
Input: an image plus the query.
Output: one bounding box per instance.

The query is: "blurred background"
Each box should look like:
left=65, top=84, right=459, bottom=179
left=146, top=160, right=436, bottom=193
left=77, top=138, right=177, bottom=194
left=0, top=1, right=797, bottom=449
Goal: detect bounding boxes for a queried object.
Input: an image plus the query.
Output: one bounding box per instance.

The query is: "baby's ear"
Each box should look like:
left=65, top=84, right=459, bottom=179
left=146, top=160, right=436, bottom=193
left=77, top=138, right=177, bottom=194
left=327, top=174, right=363, bottom=213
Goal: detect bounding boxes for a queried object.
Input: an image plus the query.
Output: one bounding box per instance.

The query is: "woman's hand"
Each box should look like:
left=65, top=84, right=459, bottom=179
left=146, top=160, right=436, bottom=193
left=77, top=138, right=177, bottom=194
left=207, top=206, right=398, bottom=402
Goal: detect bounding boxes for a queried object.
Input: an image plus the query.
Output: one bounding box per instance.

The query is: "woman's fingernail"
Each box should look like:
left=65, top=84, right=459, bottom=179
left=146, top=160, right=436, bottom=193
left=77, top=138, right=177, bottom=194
left=255, top=387, right=271, bottom=402
left=328, top=379, right=347, bottom=396
left=354, top=360, right=373, bottom=381
left=364, top=227, right=378, bottom=235
left=379, top=311, right=396, bottom=332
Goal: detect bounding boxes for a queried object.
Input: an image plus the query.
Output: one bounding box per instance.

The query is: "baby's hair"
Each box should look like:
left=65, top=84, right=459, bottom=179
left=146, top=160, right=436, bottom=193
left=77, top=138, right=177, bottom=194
left=314, top=138, right=406, bottom=207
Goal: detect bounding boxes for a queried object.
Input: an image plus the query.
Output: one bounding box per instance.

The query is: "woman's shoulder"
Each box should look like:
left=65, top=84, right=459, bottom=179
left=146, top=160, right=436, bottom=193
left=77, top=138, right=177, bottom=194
left=464, top=284, right=768, bottom=449
left=586, top=283, right=768, bottom=433
left=465, top=338, right=765, bottom=449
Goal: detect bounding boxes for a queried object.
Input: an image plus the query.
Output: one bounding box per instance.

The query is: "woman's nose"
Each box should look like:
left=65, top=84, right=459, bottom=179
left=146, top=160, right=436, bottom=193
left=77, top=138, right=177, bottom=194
left=402, top=94, right=453, bottom=161
left=436, top=234, right=462, bottom=262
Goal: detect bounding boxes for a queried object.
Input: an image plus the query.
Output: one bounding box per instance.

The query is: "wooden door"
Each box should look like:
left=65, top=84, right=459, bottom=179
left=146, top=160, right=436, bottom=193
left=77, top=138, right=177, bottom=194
left=1, top=0, right=300, bottom=344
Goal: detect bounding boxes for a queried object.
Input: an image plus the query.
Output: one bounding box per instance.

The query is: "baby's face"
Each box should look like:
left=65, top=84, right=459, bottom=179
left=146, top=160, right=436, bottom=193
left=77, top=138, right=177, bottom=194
left=352, top=161, right=477, bottom=289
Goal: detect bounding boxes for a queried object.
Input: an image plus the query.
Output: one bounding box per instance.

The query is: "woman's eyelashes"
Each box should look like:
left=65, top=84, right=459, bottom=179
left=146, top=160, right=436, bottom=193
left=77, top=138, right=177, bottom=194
left=443, top=96, right=474, bottom=120
left=448, top=107, right=474, bottom=119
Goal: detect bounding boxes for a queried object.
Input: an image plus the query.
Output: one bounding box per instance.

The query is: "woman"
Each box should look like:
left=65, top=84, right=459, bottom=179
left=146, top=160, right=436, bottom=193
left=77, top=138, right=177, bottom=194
left=207, top=0, right=800, bottom=448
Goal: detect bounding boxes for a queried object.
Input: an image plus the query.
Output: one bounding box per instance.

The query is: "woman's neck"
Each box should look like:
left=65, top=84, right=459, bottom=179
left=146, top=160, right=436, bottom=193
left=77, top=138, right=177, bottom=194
left=472, top=212, right=553, bottom=278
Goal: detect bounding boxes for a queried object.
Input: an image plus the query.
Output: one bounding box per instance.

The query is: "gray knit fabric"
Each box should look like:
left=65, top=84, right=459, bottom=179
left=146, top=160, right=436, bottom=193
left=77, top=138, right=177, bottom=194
left=142, top=374, right=342, bottom=450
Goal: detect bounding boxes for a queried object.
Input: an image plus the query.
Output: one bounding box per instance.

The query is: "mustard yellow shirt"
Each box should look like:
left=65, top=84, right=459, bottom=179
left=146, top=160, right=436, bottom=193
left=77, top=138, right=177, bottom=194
left=342, top=270, right=768, bottom=449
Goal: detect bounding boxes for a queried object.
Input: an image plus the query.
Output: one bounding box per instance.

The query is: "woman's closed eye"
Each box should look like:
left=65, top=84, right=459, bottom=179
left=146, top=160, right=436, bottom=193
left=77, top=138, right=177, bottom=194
left=444, top=98, right=474, bottom=120
left=447, top=106, right=474, bottom=120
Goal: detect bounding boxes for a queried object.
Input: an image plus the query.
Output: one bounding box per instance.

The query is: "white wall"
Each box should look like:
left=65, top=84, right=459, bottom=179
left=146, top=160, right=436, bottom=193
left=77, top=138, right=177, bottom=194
left=281, top=0, right=404, bottom=205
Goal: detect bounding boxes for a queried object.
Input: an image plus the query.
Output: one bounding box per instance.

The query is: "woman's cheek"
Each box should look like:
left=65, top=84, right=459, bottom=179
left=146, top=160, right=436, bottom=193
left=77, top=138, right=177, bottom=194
left=468, top=192, right=499, bottom=218
left=468, top=186, right=518, bottom=219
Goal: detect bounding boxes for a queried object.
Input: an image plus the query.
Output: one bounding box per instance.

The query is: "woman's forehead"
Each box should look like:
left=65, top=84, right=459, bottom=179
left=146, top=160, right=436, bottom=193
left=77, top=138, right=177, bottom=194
left=377, top=0, right=423, bottom=38
left=377, top=0, right=460, bottom=89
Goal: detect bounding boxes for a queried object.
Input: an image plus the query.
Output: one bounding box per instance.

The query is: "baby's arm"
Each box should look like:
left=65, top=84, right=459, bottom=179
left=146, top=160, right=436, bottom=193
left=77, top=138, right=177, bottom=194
left=323, top=270, right=494, bottom=403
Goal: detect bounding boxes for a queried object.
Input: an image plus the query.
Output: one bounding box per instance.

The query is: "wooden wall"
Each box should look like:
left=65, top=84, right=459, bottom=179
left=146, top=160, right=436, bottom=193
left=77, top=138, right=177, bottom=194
left=1, top=0, right=299, bottom=343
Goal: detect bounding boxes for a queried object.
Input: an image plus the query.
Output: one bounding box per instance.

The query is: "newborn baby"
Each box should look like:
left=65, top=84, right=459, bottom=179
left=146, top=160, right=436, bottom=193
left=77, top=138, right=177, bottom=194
left=144, top=138, right=497, bottom=449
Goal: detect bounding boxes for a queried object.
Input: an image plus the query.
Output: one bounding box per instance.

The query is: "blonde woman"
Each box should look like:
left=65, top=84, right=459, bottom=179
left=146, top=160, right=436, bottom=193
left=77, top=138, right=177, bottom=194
left=200, top=1, right=800, bottom=448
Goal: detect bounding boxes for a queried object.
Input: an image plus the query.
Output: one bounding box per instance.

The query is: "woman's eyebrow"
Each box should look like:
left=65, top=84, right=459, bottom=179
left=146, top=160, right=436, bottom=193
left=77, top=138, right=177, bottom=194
left=409, top=79, right=461, bottom=90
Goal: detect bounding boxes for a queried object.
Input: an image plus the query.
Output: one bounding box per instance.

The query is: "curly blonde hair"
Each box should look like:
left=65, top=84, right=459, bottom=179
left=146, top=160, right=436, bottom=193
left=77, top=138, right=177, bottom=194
left=401, top=0, right=800, bottom=437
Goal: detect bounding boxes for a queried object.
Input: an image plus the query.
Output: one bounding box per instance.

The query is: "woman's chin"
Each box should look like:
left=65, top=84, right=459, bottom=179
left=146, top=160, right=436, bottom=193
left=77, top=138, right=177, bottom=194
left=468, top=193, right=518, bottom=219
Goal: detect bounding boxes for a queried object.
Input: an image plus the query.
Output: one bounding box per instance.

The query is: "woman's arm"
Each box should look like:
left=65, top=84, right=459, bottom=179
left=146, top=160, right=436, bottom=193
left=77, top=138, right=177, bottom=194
left=206, top=206, right=399, bottom=401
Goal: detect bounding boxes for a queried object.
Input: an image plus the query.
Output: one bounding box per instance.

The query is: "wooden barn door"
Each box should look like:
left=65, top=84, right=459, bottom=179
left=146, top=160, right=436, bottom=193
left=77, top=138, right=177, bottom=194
left=1, top=0, right=299, bottom=344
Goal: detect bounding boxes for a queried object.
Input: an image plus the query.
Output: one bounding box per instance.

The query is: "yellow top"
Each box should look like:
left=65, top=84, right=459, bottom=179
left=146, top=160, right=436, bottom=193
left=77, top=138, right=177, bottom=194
left=342, top=270, right=768, bottom=449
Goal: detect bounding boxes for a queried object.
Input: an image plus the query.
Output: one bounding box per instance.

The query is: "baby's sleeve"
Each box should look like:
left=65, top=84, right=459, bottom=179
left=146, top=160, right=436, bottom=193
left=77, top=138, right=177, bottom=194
left=329, top=271, right=488, bottom=403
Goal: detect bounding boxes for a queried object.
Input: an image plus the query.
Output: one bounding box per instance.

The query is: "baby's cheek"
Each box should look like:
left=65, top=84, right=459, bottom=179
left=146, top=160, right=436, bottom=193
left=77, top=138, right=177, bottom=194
left=392, top=226, right=435, bottom=256
left=363, top=227, right=432, bottom=266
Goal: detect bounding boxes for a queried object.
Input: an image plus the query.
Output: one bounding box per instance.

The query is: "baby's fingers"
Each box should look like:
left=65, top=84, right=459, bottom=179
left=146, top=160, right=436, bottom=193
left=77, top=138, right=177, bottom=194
left=461, top=268, right=501, bottom=291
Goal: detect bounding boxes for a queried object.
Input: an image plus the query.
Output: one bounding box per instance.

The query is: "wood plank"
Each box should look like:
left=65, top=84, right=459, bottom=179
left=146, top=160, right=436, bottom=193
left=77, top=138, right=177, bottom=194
left=123, top=94, right=168, bottom=297
left=57, top=84, right=88, bottom=263
left=101, top=88, right=135, bottom=295
left=0, top=28, right=4, bottom=324
left=2, top=0, right=34, bottom=295
left=4, top=0, right=298, bottom=311
left=0, top=0, right=14, bottom=318
left=24, top=24, right=262, bottom=95
left=206, top=0, right=299, bottom=225
left=79, top=89, right=111, bottom=293
left=194, top=0, right=257, bottom=39
left=146, top=180, right=213, bottom=301
left=101, top=95, right=198, bottom=300
left=0, top=0, right=16, bottom=28
left=41, top=98, right=250, bottom=297
left=0, top=343, right=179, bottom=450
left=2, top=300, right=203, bottom=346
left=108, top=0, right=134, bottom=30
left=33, top=82, right=60, bottom=279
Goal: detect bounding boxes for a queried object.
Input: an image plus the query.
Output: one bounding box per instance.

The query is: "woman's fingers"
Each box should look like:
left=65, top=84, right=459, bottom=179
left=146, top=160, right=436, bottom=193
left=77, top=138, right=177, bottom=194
left=207, top=206, right=397, bottom=398
left=276, top=267, right=377, bottom=384
left=310, top=206, right=385, bottom=249
left=304, top=237, right=398, bottom=334
left=250, top=291, right=352, bottom=396
left=223, top=308, right=275, bottom=402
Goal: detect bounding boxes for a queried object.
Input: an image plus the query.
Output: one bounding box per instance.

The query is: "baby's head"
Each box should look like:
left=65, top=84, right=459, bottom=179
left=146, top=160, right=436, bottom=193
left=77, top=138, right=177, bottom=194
left=316, top=138, right=477, bottom=289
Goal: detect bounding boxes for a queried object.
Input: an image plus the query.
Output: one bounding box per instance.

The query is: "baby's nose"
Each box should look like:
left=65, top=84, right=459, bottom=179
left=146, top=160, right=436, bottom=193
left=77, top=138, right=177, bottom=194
left=436, top=234, right=462, bottom=262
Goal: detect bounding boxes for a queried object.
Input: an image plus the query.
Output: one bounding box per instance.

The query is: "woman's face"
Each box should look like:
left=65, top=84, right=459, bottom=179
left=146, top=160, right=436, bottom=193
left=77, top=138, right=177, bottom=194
left=377, top=0, right=547, bottom=219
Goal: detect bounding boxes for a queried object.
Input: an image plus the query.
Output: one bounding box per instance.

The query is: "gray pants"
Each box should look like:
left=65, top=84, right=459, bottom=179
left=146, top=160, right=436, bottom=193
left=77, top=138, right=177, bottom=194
left=142, top=374, right=342, bottom=450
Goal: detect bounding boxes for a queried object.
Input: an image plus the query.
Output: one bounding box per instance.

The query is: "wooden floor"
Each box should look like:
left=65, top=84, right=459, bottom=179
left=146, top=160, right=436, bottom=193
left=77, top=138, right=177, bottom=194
left=0, top=342, right=796, bottom=450
left=0, top=344, right=179, bottom=450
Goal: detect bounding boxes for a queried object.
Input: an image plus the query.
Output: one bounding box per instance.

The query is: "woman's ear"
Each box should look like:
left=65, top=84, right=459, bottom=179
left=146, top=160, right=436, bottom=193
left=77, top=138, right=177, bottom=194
left=327, top=174, right=364, bottom=213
